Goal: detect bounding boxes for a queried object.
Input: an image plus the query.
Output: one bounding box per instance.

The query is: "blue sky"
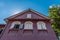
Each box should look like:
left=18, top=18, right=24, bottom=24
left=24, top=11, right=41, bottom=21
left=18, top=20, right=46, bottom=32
left=0, top=0, right=60, bottom=23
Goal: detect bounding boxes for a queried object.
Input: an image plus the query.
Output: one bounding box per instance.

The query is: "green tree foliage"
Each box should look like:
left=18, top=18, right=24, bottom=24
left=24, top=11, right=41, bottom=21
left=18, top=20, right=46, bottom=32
left=48, top=5, right=60, bottom=37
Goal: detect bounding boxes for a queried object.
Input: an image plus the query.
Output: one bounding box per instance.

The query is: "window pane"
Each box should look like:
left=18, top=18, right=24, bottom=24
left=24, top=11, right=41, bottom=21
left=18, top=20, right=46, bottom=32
left=14, top=24, right=20, bottom=29
left=37, top=23, right=42, bottom=29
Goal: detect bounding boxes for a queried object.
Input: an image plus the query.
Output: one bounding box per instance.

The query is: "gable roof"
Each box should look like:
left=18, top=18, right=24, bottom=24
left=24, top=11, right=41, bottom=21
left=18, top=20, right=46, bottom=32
left=4, top=8, right=51, bottom=22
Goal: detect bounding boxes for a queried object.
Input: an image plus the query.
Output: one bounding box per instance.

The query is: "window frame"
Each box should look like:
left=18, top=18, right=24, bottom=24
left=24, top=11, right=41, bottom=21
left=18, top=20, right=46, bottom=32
left=27, top=14, right=31, bottom=18
left=24, top=21, right=33, bottom=30
left=10, top=21, right=21, bottom=29
left=37, top=21, right=47, bottom=30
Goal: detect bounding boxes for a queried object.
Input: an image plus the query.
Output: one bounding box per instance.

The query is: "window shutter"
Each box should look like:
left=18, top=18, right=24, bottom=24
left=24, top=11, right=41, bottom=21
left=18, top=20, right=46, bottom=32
left=42, top=23, right=46, bottom=29
left=58, top=36, right=60, bottom=40
left=10, top=24, right=15, bottom=29
left=19, top=24, right=23, bottom=29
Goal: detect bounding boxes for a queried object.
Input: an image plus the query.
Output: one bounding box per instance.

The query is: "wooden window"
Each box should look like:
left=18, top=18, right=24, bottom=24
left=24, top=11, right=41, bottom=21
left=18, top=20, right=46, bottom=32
left=24, top=21, right=33, bottom=29
left=10, top=21, right=21, bottom=29
left=37, top=21, right=47, bottom=30
left=27, top=14, right=31, bottom=18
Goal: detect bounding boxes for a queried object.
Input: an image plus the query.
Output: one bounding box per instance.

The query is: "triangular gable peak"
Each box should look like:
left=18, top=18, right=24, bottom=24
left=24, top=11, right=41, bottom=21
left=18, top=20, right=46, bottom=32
left=5, top=9, right=50, bottom=21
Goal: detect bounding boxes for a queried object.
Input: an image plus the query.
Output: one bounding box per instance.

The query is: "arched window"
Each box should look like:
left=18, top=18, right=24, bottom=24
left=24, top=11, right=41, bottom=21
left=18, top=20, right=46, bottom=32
left=37, top=21, right=47, bottom=30
left=10, top=21, right=21, bottom=29
left=24, top=21, right=33, bottom=29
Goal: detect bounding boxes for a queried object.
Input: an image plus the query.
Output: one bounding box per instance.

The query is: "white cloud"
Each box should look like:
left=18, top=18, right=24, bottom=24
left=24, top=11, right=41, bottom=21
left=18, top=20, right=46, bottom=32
left=11, top=8, right=22, bottom=15
left=12, top=11, right=20, bottom=15
left=49, top=6, right=53, bottom=8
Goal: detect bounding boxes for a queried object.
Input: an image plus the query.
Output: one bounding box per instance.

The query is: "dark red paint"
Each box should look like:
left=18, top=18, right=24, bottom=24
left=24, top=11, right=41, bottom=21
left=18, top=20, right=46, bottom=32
left=0, top=9, right=57, bottom=40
